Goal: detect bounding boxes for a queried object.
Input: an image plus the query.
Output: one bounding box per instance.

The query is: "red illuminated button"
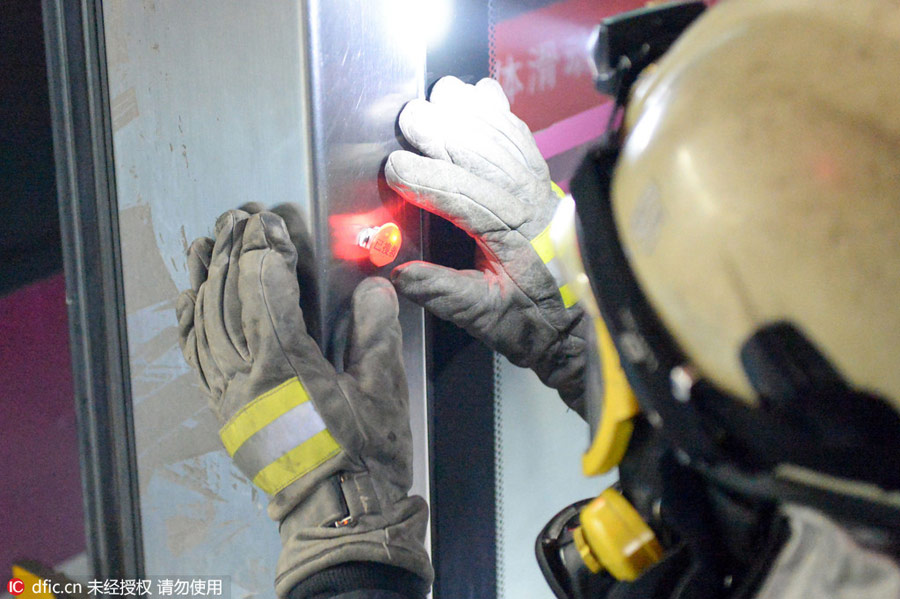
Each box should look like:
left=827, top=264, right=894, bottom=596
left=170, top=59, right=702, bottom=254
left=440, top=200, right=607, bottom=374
left=357, top=223, right=402, bottom=267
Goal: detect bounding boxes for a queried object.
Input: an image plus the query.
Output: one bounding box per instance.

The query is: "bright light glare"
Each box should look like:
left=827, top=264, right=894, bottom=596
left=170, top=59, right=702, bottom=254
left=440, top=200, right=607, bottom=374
left=389, top=0, right=453, bottom=48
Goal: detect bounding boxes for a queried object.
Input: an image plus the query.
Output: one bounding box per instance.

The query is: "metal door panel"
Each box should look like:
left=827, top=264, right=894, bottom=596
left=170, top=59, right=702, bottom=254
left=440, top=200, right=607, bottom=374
left=101, top=1, right=428, bottom=595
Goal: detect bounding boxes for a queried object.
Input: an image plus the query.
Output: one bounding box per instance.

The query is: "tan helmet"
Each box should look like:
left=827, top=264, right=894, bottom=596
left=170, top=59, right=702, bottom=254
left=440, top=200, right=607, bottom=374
left=612, top=0, right=900, bottom=410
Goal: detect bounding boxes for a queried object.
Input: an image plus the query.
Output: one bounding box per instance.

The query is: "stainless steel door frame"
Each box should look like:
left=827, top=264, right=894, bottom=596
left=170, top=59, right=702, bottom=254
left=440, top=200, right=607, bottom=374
left=302, top=0, right=430, bottom=507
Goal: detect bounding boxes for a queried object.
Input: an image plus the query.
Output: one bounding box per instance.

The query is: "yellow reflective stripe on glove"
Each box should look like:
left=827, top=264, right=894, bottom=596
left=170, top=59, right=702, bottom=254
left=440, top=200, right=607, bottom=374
left=532, top=182, right=578, bottom=308
left=219, top=377, right=341, bottom=495
left=550, top=181, right=565, bottom=200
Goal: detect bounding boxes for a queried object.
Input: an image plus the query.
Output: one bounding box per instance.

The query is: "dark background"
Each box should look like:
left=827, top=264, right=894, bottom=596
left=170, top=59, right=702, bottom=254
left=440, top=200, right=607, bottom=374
left=1, top=0, right=61, bottom=295
left=0, top=0, right=85, bottom=578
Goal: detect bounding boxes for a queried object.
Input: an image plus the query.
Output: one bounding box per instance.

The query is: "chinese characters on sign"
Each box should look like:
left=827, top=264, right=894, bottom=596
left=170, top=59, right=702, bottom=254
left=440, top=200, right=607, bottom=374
left=497, top=38, right=593, bottom=105
left=492, top=0, right=648, bottom=132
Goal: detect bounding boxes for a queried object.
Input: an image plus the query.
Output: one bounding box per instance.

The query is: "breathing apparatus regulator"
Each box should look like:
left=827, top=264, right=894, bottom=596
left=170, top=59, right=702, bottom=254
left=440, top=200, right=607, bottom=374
left=536, top=2, right=900, bottom=597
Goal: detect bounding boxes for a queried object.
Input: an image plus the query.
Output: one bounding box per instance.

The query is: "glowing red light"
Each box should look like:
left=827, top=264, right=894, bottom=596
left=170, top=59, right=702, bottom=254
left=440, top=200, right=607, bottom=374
left=368, top=223, right=402, bottom=267
left=330, top=207, right=393, bottom=261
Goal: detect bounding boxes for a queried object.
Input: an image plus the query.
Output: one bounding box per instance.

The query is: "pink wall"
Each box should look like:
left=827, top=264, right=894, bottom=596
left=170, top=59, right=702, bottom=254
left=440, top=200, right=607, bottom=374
left=0, top=273, right=85, bottom=572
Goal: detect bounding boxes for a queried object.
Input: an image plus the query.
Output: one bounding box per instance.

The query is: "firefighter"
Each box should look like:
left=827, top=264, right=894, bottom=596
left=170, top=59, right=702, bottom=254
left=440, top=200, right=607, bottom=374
left=177, top=0, right=900, bottom=596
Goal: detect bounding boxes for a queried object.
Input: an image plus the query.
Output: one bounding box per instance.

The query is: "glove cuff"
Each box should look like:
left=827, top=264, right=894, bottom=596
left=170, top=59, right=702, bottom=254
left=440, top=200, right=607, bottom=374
left=286, top=562, right=429, bottom=599
left=274, top=488, right=433, bottom=597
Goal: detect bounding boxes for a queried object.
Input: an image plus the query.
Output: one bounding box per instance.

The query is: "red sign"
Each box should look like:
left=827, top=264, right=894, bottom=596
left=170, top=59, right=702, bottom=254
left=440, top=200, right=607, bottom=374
left=493, top=0, right=718, bottom=134
left=493, top=0, right=648, bottom=132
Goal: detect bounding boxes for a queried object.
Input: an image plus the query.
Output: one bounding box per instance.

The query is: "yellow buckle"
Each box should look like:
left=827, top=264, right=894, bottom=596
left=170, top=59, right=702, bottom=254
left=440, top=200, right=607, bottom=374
left=576, top=488, right=663, bottom=581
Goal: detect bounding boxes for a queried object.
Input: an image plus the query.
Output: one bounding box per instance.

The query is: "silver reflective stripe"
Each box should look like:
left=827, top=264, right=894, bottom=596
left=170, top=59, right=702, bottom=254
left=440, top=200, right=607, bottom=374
left=231, top=401, right=328, bottom=481
left=544, top=256, right=567, bottom=288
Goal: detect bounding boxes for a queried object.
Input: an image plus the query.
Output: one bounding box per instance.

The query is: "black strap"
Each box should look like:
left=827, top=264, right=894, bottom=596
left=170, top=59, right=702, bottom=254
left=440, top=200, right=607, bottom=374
left=696, top=462, right=900, bottom=533
left=606, top=544, right=693, bottom=599
left=608, top=452, right=790, bottom=599
left=711, top=322, right=900, bottom=490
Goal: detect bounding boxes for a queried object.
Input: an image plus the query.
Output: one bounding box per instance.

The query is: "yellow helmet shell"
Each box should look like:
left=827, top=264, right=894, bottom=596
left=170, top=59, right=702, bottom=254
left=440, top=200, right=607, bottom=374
left=613, top=0, right=900, bottom=407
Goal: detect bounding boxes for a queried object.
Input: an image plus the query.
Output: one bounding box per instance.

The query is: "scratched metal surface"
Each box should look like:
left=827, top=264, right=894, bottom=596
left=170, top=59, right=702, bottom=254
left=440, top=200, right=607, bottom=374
left=103, top=1, right=428, bottom=596
left=301, top=0, right=429, bottom=515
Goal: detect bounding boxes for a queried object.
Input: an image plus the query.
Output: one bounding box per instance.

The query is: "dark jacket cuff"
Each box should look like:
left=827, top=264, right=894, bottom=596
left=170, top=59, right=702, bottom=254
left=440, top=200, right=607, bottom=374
left=287, top=561, right=428, bottom=599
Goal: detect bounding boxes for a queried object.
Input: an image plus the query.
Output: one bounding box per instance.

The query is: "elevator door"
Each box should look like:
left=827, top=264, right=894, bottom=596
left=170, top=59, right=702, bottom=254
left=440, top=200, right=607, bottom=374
left=52, top=1, right=646, bottom=597
left=101, top=2, right=428, bottom=596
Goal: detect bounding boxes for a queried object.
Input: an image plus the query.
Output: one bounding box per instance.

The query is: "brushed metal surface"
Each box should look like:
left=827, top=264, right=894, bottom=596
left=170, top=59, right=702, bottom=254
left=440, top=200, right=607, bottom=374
left=102, top=1, right=429, bottom=595
left=303, top=0, right=430, bottom=523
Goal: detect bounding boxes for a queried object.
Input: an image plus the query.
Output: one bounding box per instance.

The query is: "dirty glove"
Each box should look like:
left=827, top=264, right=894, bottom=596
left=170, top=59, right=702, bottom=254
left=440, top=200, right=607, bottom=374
left=176, top=210, right=433, bottom=597
left=239, top=202, right=319, bottom=334
left=386, top=76, right=587, bottom=413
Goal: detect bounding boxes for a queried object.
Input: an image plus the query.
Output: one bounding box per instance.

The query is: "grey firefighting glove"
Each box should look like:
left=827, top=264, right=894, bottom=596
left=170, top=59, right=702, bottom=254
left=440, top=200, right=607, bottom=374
left=175, top=210, right=433, bottom=597
left=386, top=76, right=587, bottom=413
left=239, top=202, right=319, bottom=334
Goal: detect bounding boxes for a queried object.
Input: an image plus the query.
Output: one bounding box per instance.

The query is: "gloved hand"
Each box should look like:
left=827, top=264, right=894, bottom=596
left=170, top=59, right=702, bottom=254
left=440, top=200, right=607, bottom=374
left=386, top=76, right=587, bottom=413
left=239, top=202, right=319, bottom=335
left=176, top=210, right=433, bottom=597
